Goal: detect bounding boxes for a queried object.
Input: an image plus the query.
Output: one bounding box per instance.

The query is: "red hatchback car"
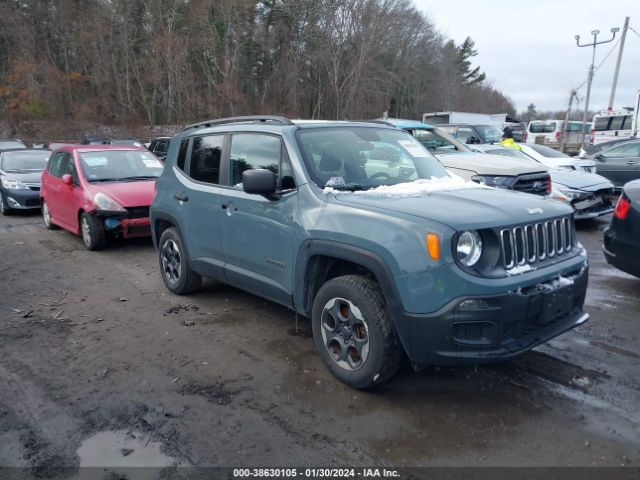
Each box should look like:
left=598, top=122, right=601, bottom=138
left=40, top=145, right=164, bottom=250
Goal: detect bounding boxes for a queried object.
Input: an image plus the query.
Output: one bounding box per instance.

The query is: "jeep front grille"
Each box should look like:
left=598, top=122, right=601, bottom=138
left=500, top=217, right=573, bottom=270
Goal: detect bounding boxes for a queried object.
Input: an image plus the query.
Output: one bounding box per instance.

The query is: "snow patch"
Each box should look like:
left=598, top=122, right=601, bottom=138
left=539, top=274, right=575, bottom=292
left=324, top=177, right=488, bottom=197
left=506, top=264, right=534, bottom=276
left=326, top=176, right=348, bottom=188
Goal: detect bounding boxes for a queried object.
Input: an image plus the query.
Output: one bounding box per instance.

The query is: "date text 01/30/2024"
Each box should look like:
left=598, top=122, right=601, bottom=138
left=232, top=468, right=401, bottom=478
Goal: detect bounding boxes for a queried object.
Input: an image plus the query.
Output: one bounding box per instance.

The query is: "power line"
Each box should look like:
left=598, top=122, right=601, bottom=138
left=629, top=25, right=640, bottom=39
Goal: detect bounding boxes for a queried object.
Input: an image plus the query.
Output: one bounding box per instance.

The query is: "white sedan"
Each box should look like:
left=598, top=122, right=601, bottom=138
left=518, top=144, right=596, bottom=173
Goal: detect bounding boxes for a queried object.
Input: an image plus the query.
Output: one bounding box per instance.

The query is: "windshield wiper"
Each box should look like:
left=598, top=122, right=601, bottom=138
left=117, top=176, right=159, bottom=181
left=88, top=178, right=121, bottom=183
left=325, top=183, right=369, bottom=192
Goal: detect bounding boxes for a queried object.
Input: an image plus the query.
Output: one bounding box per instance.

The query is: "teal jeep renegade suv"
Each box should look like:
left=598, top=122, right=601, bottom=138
left=150, top=116, right=589, bottom=388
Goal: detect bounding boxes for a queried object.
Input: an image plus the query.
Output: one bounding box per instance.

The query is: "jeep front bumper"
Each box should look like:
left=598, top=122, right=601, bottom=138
left=398, top=266, right=589, bottom=367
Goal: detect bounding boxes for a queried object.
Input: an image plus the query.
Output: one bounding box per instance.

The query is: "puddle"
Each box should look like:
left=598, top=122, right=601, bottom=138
left=77, top=430, right=176, bottom=468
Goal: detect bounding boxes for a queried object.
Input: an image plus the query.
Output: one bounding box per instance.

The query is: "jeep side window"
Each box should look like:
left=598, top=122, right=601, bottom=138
left=188, top=135, right=222, bottom=184
left=229, top=134, right=288, bottom=188
left=176, top=138, right=189, bottom=171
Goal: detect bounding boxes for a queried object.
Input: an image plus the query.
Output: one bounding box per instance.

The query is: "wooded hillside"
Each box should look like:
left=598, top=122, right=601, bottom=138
left=0, top=0, right=515, bottom=136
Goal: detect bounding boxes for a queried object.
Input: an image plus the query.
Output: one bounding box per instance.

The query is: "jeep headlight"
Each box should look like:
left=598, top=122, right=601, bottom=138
left=471, top=175, right=513, bottom=188
left=456, top=230, right=483, bottom=267
left=1, top=178, right=29, bottom=189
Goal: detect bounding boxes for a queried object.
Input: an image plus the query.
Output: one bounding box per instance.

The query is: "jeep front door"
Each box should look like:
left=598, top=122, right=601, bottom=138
left=219, top=133, right=297, bottom=307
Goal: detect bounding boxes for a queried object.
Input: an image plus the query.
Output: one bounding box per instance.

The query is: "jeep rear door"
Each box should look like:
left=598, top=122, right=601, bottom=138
left=175, top=134, right=226, bottom=278
left=218, top=133, right=297, bottom=307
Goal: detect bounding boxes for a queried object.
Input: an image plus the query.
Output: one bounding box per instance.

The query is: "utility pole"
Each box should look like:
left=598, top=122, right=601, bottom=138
left=575, top=26, right=619, bottom=149
left=608, top=16, right=630, bottom=110
left=560, top=89, right=577, bottom=153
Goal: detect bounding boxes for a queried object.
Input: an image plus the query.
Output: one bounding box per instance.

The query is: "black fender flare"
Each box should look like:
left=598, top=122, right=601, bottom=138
left=294, top=239, right=412, bottom=356
left=150, top=210, right=186, bottom=252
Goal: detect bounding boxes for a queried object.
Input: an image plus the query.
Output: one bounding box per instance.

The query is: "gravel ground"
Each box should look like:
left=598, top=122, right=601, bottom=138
left=0, top=210, right=638, bottom=477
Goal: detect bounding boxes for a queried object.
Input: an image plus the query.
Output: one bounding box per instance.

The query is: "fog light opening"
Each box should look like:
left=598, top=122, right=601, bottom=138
left=458, top=299, right=489, bottom=310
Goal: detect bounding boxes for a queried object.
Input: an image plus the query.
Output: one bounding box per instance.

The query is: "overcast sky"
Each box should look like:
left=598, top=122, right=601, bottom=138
left=414, top=0, right=640, bottom=114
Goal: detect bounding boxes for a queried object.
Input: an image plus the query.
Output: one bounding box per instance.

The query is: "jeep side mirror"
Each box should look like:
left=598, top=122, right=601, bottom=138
left=242, top=169, right=277, bottom=197
left=62, top=174, right=74, bottom=186
left=595, top=153, right=605, bottom=161
left=468, top=136, right=480, bottom=144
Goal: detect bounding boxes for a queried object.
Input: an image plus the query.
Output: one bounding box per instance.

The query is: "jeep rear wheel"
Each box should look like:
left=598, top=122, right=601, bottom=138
left=158, top=227, right=201, bottom=294
left=311, top=275, right=402, bottom=389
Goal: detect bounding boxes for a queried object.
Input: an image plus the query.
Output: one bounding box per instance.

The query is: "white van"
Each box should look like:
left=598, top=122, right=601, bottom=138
left=590, top=109, right=636, bottom=145
left=526, top=120, right=587, bottom=154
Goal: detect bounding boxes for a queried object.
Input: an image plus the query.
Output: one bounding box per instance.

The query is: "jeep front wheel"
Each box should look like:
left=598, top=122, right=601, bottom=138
left=311, top=275, right=402, bottom=389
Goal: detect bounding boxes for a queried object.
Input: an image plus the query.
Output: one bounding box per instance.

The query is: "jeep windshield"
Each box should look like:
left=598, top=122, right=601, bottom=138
left=79, top=150, right=164, bottom=182
left=297, top=127, right=448, bottom=190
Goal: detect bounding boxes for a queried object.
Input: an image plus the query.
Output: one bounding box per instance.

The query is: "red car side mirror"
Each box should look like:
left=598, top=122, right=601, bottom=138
left=62, top=174, right=73, bottom=186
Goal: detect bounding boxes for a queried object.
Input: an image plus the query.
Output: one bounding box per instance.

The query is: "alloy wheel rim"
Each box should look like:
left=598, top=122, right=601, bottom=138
left=81, top=217, right=91, bottom=246
left=320, top=297, right=370, bottom=371
left=161, top=239, right=182, bottom=284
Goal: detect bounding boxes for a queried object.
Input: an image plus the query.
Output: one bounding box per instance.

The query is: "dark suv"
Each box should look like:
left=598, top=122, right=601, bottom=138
left=150, top=116, right=589, bottom=388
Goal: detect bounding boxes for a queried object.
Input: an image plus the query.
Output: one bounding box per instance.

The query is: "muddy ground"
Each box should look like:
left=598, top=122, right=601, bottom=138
left=0, top=210, right=638, bottom=477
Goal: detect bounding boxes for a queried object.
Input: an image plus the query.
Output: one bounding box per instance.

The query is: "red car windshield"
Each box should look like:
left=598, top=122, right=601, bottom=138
left=79, top=150, right=164, bottom=182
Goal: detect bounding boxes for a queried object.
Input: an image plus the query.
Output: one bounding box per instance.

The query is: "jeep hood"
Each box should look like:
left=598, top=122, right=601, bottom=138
left=550, top=169, right=613, bottom=190
left=332, top=185, right=572, bottom=231
left=437, top=152, right=546, bottom=176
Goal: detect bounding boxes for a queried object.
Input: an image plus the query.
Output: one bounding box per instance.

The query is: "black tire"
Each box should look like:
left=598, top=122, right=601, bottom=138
left=311, top=274, right=402, bottom=389
left=158, top=227, right=201, bottom=294
left=41, top=200, right=58, bottom=230
left=80, top=212, right=106, bottom=250
left=0, top=194, right=11, bottom=216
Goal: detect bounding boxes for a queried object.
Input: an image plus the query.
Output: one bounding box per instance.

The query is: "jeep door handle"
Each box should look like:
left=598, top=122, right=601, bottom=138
left=626, top=160, right=637, bottom=165
left=174, top=192, right=188, bottom=202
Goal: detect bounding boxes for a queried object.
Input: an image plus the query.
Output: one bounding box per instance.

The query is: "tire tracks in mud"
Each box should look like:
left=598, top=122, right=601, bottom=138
left=0, top=364, right=82, bottom=466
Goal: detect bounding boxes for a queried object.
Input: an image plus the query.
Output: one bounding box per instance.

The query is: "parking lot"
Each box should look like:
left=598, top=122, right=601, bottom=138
left=0, top=210, right=638, bottom=474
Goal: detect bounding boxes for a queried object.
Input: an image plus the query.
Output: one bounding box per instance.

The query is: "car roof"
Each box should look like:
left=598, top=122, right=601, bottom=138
left=440, top=123, right=493, bottom=127
left=56, top=144, right=147, bottom=153
left=0, top=148, right=48, bottom=154
left=381, top=118, right=435, bottom=129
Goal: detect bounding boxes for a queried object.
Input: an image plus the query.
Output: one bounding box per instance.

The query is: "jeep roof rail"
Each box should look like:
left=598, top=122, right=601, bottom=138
left=182, top=115, right=294, bottom=132
left=365, top=119, right=394, bottom=126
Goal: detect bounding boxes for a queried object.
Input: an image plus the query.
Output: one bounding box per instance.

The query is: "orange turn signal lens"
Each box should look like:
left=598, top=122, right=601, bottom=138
left=426, top=233, right=440, bottom=260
